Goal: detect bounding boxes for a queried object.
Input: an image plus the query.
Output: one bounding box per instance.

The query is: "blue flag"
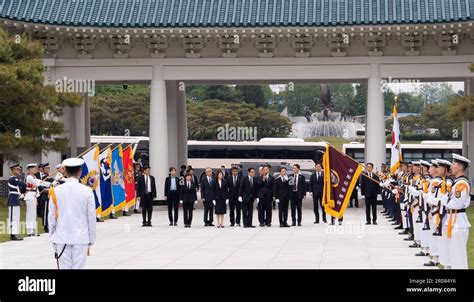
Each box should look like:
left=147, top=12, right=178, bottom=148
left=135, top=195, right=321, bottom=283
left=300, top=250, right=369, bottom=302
left=99, top=147, right=113, bottom=216
left=111, top=145, right=126, bottom=211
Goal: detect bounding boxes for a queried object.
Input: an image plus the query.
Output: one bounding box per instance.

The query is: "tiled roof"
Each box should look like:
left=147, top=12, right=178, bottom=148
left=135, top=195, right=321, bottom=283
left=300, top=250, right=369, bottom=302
left=0, top=0, right=472, bottom=28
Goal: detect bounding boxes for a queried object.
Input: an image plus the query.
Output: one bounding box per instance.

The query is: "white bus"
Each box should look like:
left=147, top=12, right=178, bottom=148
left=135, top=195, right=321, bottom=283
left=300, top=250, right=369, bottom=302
left=90, top=135, right=326, bottom=175
left=342, top=141, right=463, bottom=163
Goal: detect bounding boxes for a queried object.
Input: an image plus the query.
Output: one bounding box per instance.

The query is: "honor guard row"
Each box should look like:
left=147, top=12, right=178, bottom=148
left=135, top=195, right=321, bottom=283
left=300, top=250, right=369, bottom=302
left=378, top=153, right=471, bottom=269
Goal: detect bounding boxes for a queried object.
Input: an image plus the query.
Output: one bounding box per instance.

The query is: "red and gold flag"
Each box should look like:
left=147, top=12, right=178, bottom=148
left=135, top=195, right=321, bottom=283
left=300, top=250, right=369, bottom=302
left=122, top=145, right=136, bottom=209
left=322, top=145, right=362, bottom=219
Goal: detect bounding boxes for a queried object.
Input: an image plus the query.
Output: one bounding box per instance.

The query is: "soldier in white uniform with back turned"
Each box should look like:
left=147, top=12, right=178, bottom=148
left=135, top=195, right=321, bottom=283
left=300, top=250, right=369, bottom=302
left=24, top=163, right=51, bottom=236
left=48, top=158, right=96, bottom=269
left=442, top=154, right=471, bottom=269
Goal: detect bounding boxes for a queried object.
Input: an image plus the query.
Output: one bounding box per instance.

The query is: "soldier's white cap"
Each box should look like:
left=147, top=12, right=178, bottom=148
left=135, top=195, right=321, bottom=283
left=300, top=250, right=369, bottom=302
left=411, top=161, right=421, bottom=165
left=420, top=160, right=431, bottom=167
left=452, top=153, right=470, bottom=167
left=9, top=163, right=21, bottom=169
left=62, top=158, right=84, bottom=167
left=436, top=159, right=452, bottom=168
left=55, top=163, right=64, bottom=169
left=26, top=163, right=37, bottom=168
left=431, top=160, right=439, bottom=166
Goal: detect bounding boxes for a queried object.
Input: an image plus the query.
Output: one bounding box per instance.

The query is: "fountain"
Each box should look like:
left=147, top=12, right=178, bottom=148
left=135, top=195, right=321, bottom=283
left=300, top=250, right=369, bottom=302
left=290, top=84, right=364, bottom=139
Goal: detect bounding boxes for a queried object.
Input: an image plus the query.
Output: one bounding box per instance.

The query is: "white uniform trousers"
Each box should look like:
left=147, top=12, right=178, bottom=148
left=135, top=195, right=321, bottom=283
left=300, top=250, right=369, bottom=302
left=24, top=192, right=37, bottom=234
left=420, top=212, right=430, bottom=249
left=447, top=228, right=469, bottom=269
left=55, top=244, right=89, bottom=269
left=429, top=216, right=439, bottom=257
left=413, top=207, right=422, bottom=243
left=8, top=205, right=20, bottom=235
left=438, top=226, right=450, bottom=267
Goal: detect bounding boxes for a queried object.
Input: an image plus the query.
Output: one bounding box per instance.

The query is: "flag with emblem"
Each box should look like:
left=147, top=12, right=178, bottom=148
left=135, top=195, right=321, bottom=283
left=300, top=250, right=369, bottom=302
left=122, top=145, right=136, bottom=209
left=111, top=145, right=126, bottom=211
left=322, top=145, right=362, bottom=219
left=99, top=146, right=113, bottom=216
left=80, top=145, right=102, bottom=217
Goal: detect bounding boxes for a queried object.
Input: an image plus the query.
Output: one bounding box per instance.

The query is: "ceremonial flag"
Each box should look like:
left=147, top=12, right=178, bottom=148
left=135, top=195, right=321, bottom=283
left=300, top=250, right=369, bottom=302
left=111, top=145, right=126, bottom=211
left=99, top=146, right=113, bottom=216
left=80, top=145, right=102, bottom=217
left=122, top=145, right=136, bottom=209
left=390, top=97, right=402, bottom=173
left=322, top=145, right=362, bottom=219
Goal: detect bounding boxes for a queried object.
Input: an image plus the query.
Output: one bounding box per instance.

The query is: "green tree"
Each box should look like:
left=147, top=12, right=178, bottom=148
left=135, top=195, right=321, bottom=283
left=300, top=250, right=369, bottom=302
left=279, top=84, right=322, bottom=116
left=186, top=84, right=240, bottom=102
left=351, top=83, right=367, bottom=116
left=235, top=84, right=273, bottom=108
left=0, top=29, right=82, bottom=162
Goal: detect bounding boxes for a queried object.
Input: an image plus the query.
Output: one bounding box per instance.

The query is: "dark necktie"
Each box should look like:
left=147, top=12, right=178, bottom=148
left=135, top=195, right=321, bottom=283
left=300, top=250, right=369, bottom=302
left=233, top=176, right=236, bottom=186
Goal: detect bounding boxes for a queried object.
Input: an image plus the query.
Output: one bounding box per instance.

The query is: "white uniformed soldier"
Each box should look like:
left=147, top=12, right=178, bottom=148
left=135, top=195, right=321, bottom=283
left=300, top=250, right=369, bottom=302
left=53, top=164, right=67, bottom=187
left=435, top=159, right=452, bottom=268
left=24, top=163, right=51, bottom=236
left=408, top=161, right=422, bottom=248
left=442, top=154, right=471, bottom=269
left=424, top=160, right=442, bottom=266
left=7, top=163, right=26, bottom=241
left=48, top=158, right=97, bottom=269
left=416, top=160, right=432, bottom=257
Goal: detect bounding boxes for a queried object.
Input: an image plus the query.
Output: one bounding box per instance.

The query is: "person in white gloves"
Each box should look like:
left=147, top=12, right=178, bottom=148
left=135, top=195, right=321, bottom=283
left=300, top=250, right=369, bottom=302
left=179, top=173, right=198, bottom=228
left=273, top=166, right=291, bottom=227
left=238, top=167, right=258, bottom=228
left=212, top=170, right=229, bottom=228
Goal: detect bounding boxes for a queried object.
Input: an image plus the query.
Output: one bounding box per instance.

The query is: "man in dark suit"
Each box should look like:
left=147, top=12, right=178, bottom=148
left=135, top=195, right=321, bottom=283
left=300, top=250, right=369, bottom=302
left=290, top=164, right=306, bottom=226
left=226, top=166, right=242, bottom=226
left=238, top=167, right=257, bottom=228
left=179, top=173, right=198, bottom=228
left=188, top=168, right=199, bottom=191
left=309, top=162, right=326, bottom=224
left=273, top=167, right=291, bottom=227
left=257, top=164, right=274, bottom=227
left=360, top=163, right=380, bottom=225
left=137, top=165, right=156, bottom=227
left=164, top=167, right=181, bottom=226
left=200, top=167, right=215, bottom=226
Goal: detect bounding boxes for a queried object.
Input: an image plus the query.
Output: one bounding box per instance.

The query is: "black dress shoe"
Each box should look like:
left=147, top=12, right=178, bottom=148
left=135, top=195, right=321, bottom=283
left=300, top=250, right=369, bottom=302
left=424, top=261, right=437, bottom=266
left=142, top=222, right=147, bottom=227
left=415, top=252, right=427, bottom=256
left=230, top=224, right=235, bottom=227
left=348, top=205, right=353, bottom=208
left=372, top=222, right=377, bottom=225
left=209, top=224, right=215, bottom=227
left=96, top=218, right=104, bottom=222
left=249, top=225, right=256, bottom=228
left=147, top=222, right=152, bottom=227
left=266, top=224, right=271, bottom=227
left=314, top=221, right=319, bottom=224
left=404, top=236, right=414, bottom=241
left=260, top=224, right=265, bottom=227
left=409, top=243, right=419, bottom=248
left=174, top=222, right=178, bottom=226
left=236, top=224, right=241, bottom=227
left=298, top=222, right=302, bottom=226
left=109, top=213, right=117, bottom=219
left=133, top=209, right=139, bottom=214
left=122, top=211, right=130, bottom=216
left=10, top=235, right=23, bottom=241
left=291, top=222, right=296, bottom=226
left=365, top=222, right=371, bottom=225
left=398, top=230, right=409, bottom=235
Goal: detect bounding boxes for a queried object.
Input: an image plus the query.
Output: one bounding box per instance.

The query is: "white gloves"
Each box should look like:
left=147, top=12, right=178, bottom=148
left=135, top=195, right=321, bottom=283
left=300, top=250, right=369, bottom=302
left=275, top=199, right=280, bottom=204
left=391, top=189, right=398, bottom=194
left=238, top=197, right=243, bottom=202
left=256, top=198, right=259, bottom=204
left=225, top=199, right=229, bottom=205
left=180, top=200, right=183, bottom=204
left=212, top=200, right=216, bottom=206
left=194, top=200, right=198, bottom=205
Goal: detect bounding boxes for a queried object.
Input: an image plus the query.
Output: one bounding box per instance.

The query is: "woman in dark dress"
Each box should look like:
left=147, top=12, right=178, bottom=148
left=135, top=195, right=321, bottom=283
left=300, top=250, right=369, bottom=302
left=212, top=170, right=228, bottom=228
left=179, top=173, right=198, bottom=228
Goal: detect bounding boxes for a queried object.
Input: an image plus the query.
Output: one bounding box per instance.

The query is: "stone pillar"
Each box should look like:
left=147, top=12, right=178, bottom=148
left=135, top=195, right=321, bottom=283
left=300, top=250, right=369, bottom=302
left=176, top=81, right=188, bottom=168
left=462, top=77, right=474, bottom=189
left=149, top=65, right=169, bottom=200
left=166, top=81, right=178, bottom=169
left=365, top=63, right=386, bottom=171
left=74, top=95, right=88, bottom=155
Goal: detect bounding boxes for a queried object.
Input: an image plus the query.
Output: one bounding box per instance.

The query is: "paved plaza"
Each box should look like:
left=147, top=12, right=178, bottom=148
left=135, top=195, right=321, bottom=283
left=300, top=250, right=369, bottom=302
left=1, top=200, right=435, bottom=269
